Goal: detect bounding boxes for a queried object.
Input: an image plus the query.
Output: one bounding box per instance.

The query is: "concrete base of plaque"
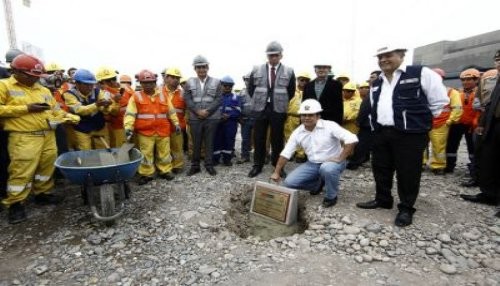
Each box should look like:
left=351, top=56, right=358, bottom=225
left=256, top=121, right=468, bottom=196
left=250, top=181, right=299, bottom=226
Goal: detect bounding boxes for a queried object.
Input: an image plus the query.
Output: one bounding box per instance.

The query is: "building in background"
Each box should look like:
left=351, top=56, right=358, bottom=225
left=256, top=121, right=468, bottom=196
left=413, top=30, right=500, bottom=88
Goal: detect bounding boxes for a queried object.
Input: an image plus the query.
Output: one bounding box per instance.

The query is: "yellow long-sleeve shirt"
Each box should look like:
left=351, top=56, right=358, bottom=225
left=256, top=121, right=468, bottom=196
left=446, top=88, right=463, bottom=125
left=0, top=76, right=67, bottom=132
left=124, top=88, right=179, bottom=132
left=63, top=88, right=118, bottom=117
left=343, top=96, right=362, bottom=134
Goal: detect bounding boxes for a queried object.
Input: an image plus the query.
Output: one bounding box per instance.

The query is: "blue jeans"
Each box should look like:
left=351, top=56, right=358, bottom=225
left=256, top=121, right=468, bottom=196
left=283, top=160, right=346, bottom=200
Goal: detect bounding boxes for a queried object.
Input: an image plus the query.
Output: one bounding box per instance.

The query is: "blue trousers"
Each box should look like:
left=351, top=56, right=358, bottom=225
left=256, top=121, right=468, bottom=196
left=213, top=119, right=238, bottom=163
left=283, top=160, right=346, bottom=200
left=240, top=117, right=255, bottom=159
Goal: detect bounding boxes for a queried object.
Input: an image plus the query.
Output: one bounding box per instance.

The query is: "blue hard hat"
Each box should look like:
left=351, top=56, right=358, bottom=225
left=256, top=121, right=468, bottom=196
left=221, top=75, right=234, bottom=85
left=74, top=69, right=97, bottom=84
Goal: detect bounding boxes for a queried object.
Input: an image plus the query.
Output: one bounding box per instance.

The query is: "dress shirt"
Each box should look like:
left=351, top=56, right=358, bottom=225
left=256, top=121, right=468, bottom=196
left=372, top=66, right=448, bottom=126
left=198, top=77, right=207, bottom=92
left=281, top=119, right=358, bottom=163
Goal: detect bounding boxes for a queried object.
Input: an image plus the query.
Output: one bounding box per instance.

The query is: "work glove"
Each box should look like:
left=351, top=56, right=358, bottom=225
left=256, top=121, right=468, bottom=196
left=175, top=125, right=181, bottom=134
left=125, top=129, right=134, bottom=142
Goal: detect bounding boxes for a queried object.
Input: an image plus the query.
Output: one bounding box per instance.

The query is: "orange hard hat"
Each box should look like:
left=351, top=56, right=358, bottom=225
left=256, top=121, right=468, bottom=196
left=460, top=68, right=480, bottom=79
left=135, top=70, right=157, bottom=82
left=10, top=54, right=46, bottom=77
left=119, top=74, right=132, bottom=83
left=481, top=69, right=498, bottom=79
left=432, top=68, right=445, bottom=78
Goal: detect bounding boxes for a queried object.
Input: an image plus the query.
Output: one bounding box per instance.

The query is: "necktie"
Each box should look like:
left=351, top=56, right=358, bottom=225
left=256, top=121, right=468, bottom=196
left=270, top=66, right=276, bottom=89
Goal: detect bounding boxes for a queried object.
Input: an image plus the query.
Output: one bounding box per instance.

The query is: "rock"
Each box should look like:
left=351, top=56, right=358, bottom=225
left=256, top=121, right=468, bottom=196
left=309, top=224, right=325, bottom=230
left=360, top=238, right=370, bottom=246
left=379, top=240, right=389, bottom=247
left=354, top=256, right=363, bottom=263
left=365, top=223, right=382, bottom=233
left=34, top=265, right=48, bottom=275
left=344, top=226, right=361, bottom=235
left=463, top=229, right=482, bottom=241
left=107, top=272, right=121, bottom=283
left=467, top=258, right=480, bottom=269
left=439, top=264, right=457, bottom=275
left=198, top=265, right=217, bottom=275
left=311, top=236, right=324, bottom=243
left=426, top=247, right=438, bottom=255
left=488, top=226, right=500, bottom=236
left=341, top=216, right=352, bottom=225
left=416, top=241, right=426, bottom=248
left=437, top=234, right=452, bottom=243
left=362, top=254, right=373, bottom=262
left=440, top=249, right=457, bottom=264
left=211, top=271, right=221, bottom=278
left=180, top=211, right=199, bottom=222
left=481, top=258, right=500, bottom=271
left=86, top=234, right=102, bottom=245
left=198, top=221, right=210, bottom=229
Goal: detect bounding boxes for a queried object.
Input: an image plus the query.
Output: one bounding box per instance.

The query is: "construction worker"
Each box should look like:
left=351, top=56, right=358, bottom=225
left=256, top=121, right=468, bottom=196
left=0, top=54, right=80, bottom=223
left=161, top=67, right=187, bottom=174
left=284, top=72, right=310, bottom=163
left=336, top=73, right=350, bottom=87
left=124, top=70, right=180, bottom=185
left=213, top=76, right=241, bottom=166
left=184, top=55, right=222, bottom=176
left=342, top=82, right=362, bottom=134
left=423, top=68, right=462, bottom=175
left=63, top=69, right=116, bottom=150
left=445, top=68, right=481, bottom=184
left=236, top=73, right=254, bottom=164
left=119, top=74, right=133, bottom=89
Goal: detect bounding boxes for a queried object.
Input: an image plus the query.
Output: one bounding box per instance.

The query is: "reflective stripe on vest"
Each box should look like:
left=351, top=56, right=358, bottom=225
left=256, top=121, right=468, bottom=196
left=136, top=114, right=168, bottom=119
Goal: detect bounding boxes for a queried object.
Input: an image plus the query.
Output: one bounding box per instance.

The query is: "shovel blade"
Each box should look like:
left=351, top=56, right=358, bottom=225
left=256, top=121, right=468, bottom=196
left=116, top=142, right=134, bottom=163
left=99, top=152, right=116, bottom=166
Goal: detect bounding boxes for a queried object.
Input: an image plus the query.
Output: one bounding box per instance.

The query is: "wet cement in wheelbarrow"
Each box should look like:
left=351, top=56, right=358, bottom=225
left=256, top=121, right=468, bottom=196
left=59, top=153, right=131, bottom=167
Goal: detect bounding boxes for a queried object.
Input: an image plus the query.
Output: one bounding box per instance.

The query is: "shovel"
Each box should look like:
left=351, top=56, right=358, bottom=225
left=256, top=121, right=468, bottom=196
left=116, top=142, right=135, bottom=163
left=97, top=137, right=117, bottom=166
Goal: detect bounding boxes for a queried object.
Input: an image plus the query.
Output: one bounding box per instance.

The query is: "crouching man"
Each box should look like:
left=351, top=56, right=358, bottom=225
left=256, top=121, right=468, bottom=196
left=270, top=99, right=358, bottom=207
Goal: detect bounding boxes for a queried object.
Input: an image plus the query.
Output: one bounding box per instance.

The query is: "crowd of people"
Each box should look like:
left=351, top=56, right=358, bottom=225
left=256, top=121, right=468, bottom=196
left=0, top=42, right=499, bottom=227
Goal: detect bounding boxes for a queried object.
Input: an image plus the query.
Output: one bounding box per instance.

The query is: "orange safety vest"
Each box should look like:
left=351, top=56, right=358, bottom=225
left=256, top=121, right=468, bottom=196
left=162, top=86, right=186, bottom=129
left=133, top=91, right=172, bottom=137
left=109, top=86, right=134, bottom=129
left=432, top=88, right=453, bottom=128
left=458, top=89, right=479, bottom=126
left=53, top=89, right=69, bottom=112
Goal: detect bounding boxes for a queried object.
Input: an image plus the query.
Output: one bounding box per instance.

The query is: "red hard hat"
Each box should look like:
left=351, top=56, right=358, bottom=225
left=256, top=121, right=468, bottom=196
left=135, top=69, right=157, bottom=82
left=10, top=54, right=46, bottom=77
left=432, top=68, right=445, bottom=78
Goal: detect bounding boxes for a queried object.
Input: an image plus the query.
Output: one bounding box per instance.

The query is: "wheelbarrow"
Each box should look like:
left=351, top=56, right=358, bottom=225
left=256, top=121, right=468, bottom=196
left=54, top=148, right=143, bottom=226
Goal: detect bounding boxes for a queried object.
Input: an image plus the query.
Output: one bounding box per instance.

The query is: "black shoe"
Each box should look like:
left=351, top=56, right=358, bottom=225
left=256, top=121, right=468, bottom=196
left=395, top=209, right=414, bottom=227
left=295, top=157, right=307, bottom=163
left=34, top=193, right=63, bottom=205
left=8, top=203, right=27, bottom=224
left=137, top=176, right=153, bottom=185
left=248, top=166, right=262, bottom=178
left=187, top=167, right=201, bottom=176
left=322, top=197, right=337, bottom=208
left=461, top=179, right=479, bottom=188
left=172, top=168, right=183, bottom=174
left=432, top=169, right=445, bottom=175
left=223, top=161, right=233, bottom=167
left=495, top=210, right=500, bottom=218
left=356, top=199, right=393, bottom=209
left=346, top=163, right=359, bottom=170
left=236, top=157, right=250, bottom=164
left=444, top=168, right=454, bottom=174
left=460, top=193, right=498, bottom=206
left=206, top=166, right=217, bottom=176
left=159, top=172, right=175, bottom=181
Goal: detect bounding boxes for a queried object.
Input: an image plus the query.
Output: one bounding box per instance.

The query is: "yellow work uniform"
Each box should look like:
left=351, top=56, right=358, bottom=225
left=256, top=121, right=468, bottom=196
left=284, top=88, right=305, bottom=159
left=164, top=86, right=186, bottom=170
left=0, top=77, right=66, bottom=207
left=342, top=96, right=362, bottom=134
left=424, top=88, right=463, bottom=169
left=124, top=89, right=179, bottom=177
left=63, top=89, right=118, bottom=150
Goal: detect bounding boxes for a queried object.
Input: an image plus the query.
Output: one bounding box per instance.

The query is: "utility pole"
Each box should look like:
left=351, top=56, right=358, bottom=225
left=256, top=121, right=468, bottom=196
left=2, top=0, right=17, bottom=48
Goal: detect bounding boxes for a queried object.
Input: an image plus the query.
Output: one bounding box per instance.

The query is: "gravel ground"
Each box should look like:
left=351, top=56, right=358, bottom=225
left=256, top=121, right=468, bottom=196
left=0, top=143, right=499, bottom=286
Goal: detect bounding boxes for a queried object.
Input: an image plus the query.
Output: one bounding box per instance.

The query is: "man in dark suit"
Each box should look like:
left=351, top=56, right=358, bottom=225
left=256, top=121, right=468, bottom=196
left=302, top=64, right=343, bottom=125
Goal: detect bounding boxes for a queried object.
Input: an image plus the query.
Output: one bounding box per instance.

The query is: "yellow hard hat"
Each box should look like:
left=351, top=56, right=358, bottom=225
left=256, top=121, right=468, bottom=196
left=297, top=72, right=311, bottom=80
left=45, top=62, right=64, bottom=72
left=164, top=67, right=182, bottom=78
left=95, top=66, right=118, bottom=82
left=343, top=82, right=357, bottom=91
left=359, top=81, right=370, bottom=88
left=336, top=73, right=350, bottom=81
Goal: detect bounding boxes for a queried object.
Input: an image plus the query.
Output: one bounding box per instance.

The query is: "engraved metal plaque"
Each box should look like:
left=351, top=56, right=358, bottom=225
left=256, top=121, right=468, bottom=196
left=250, top=181, right=298, bottom=225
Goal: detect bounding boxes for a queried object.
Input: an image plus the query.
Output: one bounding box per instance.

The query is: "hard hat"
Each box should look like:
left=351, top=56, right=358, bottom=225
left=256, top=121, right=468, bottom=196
left=135, top=69, right=157, bottom=82
left=432, top=68, right=446, bottom=78
left=359, top=82, right=370, bottom=88
left=5, top=48, right=24, bottom=63
left=164, top=67, right=182, bottom=78
left=221, top=75, right=235, bottom=86
left=45, top=62, right=64, bottom=72
left=481, top=69, right=498, bottom=79
left=375, top=45, right=407, bottom=56
left=10, top=54, right=46, bottom=77
left=242, top=72, right=251, bottom=80
left=298, top=99, right=323, bottom=114
left=119, top=74, right=132, bottom=83
left=336, top=73, right=350, bottom=80
left=95, top=66, right=118, bottom=82
left=73, top=69, right=97, bottom=84
left=192, top=55, right=209, bottom=66
left=460, top=68, right=480, bottom=79
left=343, top=82, right=357, bottom=91
left=266, top=41, right=283, bottom=55
left=180, top=77, right=188, bottom=84
left=297, top=72, right=311, bottom=80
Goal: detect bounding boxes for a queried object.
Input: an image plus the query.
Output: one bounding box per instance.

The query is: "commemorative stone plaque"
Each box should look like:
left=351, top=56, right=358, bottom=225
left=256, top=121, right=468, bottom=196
left=250, top=181, right=298, bottom=225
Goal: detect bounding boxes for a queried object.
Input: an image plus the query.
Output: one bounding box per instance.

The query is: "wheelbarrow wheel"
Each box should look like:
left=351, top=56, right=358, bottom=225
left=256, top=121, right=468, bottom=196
left=100, top=184, right=116, bottom=226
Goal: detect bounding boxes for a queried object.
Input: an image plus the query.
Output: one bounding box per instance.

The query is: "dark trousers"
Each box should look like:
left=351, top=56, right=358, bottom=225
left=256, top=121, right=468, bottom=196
left=478, top=120, right=500, bottom=200
left=372, top=128, right=429, bottom=211
left=253, top=107, right=286, bottom=167
left=446, top=123, right=474, bottom=172
left=240, top=117, right=255, bottom=160
left=0, top=130, right=8, bottom=198
left=213, top=119, right=238, bottom=163
left=189, top=119, right=218, bottom=168
left=349, top=127, right=373, bottom=166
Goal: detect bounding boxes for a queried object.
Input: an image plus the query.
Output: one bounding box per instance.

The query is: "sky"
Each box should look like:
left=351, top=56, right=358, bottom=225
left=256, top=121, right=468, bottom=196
left=1, top=0, right=499, bottom=87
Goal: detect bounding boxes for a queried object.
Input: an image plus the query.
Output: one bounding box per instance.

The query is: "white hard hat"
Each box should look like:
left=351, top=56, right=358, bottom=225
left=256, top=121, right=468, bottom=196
left=298, top=99, right=323, bottom=114
left=374, top=45, right=407, bottom=56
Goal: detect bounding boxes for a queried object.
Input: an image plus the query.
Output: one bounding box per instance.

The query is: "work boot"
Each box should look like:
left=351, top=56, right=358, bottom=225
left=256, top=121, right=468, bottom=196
left=322, top=197, right=337, bottom=208
left=236, top=157, right=250, bottom=164
left=137, top=176, right=153, bottom=185
left=34, top=193, right=63, bottom=205
left=187, top=167, right=201, bottom=176
left=223, top=161, right=233, bottom=167
left=160, top=172, right=175, bottom=181
left=206, top=166, right=217, bottom=176
left=395, top=209, right=414, bottom=227
left=8, top=203, right=27, bottom=224
left=432, top=169, right=445, bottom=176
left=172, top=168, right=183, bottom=174
left=248, top=166, right=262, bottom=178
left=460, top=193, right=498, bottom=205
left=356, top=199, right=393, bottom=209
